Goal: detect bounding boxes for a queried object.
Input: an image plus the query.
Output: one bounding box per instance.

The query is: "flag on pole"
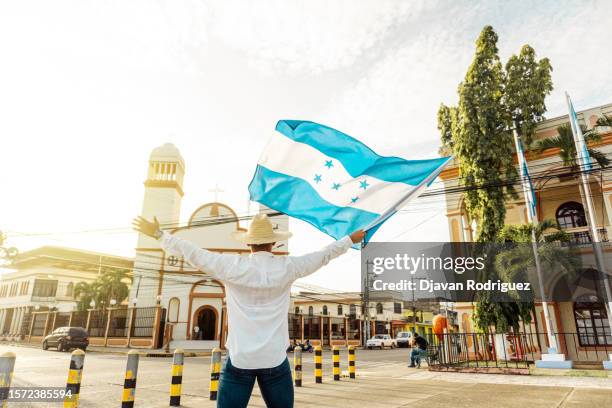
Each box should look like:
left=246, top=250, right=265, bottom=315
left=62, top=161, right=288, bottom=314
left=248, top=120, right=451, bottom=244
left=566, top=92, right=593, bottom=171
left=514, top=132, right=537, bottom=219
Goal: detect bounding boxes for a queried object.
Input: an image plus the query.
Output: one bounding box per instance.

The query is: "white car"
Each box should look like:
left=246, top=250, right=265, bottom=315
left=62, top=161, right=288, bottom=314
left=395, top=331, right=413, bottom=348
left=366, top=334, right=397, bottom=349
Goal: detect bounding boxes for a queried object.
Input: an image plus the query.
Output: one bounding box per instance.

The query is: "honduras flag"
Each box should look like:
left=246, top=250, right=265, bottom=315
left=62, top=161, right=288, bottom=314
left=566, top=92, right=593, bottom=171
left=513, top=131, right=537, bottom=220
left=248, top=120, right=451, bottom=244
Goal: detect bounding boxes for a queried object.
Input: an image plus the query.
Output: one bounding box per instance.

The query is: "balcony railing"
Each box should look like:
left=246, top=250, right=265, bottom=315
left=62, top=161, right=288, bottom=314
left=545, top=226, right=609, bottom=247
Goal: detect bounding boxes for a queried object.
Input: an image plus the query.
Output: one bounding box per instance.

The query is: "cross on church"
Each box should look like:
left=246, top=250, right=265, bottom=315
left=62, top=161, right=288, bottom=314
left=209, top=184, right=224, bottom=202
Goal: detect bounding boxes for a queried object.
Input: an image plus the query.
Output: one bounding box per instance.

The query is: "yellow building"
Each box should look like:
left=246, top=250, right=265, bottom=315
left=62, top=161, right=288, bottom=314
left=440, top=102, right=612, bottom=364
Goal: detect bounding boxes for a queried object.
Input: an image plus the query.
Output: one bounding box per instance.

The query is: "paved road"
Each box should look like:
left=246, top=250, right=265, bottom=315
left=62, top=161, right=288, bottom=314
left=1, top=344, right=610, bottom=407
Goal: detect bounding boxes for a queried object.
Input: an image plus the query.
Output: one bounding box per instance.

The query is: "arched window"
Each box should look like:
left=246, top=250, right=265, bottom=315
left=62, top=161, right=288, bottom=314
left=349, top=304, right=356, bottom=317
left=308, top=306, right=314, bottom=316
left=556, top=201, right=587, bottom=229
left=168, top=297, right=180, bottom=323
left=294, top=307, right=300, bottom=315
left=337, top=305, right=343, bottom=316
left=376, top=303, right=383, bottom=314
left=322, top=305, right=328, bottom=315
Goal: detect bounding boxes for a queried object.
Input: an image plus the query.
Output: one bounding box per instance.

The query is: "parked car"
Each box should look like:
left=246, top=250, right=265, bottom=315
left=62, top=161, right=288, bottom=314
left=395, top=331, right=413, bottom=348
left=42, top=327, right=89, bottom=352
left=366, top=334, right=396, bottom=349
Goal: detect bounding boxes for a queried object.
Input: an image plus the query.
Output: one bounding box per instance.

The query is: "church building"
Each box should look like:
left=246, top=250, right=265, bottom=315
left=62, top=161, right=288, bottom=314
left=130, top=143, right=289, bottom=350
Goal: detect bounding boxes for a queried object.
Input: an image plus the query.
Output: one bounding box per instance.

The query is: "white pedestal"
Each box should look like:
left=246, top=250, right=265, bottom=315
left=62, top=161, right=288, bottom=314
left=535, top=352, right=573, bottom=369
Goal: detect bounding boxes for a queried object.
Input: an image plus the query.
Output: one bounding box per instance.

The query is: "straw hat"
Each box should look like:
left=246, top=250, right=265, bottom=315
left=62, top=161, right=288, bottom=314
left=231, top=214, right=292, bottom=245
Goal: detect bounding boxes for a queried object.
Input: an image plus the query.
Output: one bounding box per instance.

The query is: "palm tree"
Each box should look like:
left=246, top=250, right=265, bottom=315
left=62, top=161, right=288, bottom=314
left=74, top=281, right=100, bottom=311
left=474, top=220, right=579, bottom=334
left=73, top=269, right=131, bottom=311
left=97, top=269, right=131, bottom=307
left=532, top=123, right=610, bottom=169
left=595, top=114, right=612, bottom=128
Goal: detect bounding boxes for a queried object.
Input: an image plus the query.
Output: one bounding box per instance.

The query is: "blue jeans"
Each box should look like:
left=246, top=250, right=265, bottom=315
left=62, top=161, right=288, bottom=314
left=410, top=348, right=426, bottom=366
left=217, top=357, right=294, bottom=408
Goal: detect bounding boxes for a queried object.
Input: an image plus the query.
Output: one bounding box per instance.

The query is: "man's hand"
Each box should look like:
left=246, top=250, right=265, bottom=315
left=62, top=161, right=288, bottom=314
left=349, top=229, right=366, bottom=244
left=132, top=216, right=161, bottom=239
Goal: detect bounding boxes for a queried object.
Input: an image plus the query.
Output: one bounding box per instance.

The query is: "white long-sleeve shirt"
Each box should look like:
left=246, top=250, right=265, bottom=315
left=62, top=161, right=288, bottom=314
left=159, top=232, right=353, bottom=369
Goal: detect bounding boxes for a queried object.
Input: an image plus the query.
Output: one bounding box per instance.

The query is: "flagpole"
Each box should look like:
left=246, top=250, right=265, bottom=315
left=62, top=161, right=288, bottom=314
left=512, top=129, right=559, bottom=353
left=363, top=157, right=453, bottom=232
left=565, top=92, right=612, bottom=334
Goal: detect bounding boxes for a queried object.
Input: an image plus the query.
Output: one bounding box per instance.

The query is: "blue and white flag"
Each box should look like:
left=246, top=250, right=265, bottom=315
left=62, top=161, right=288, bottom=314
left=566, top=92, right=593, bottom=171
left=248, top=120, right=452, bottom=244
left=513, top=131, right=537, bottom=220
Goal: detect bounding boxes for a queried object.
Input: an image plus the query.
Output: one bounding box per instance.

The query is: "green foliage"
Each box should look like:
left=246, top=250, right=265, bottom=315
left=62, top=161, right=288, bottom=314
left=474, top=220, right=579, bottom=333
left=74, top=269, right=131, bottom=311
left=504, top=45, right=553, bottom=145
left=439, top=26, right=555, bottom=332
left=533, top=123, right=610, bottom=168
left=438, top=26, right=553, bottom=243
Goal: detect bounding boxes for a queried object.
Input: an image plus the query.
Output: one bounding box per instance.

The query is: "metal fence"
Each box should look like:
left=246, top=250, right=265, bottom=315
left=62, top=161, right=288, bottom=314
left=424, top=331, right=612, bottom=370
left=131, top=307, right=156, bottom=338
left=107, top=307, right=129, bottom=337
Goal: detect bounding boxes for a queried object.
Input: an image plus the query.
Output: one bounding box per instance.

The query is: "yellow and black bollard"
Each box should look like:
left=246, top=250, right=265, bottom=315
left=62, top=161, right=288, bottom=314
left=121, top=350, right=139, bottom=408
left=209, top=348, right=221, bottom=401
left=293, top=346, right=302, bottom=387
left=63, top=349, right=85, bottom=408
left=332, top=346, right=340, bottom=381
left=0, top=351, right=16, bottom=408
left=169, top=348, right=184, bottom=407
left=348, top=346, right=356, bottom=379
left=314, top=345, right=322, bottom=384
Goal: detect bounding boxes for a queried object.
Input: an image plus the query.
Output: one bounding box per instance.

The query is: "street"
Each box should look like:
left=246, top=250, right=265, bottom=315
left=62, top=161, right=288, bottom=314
left=1, top=344, right=611, bottom=407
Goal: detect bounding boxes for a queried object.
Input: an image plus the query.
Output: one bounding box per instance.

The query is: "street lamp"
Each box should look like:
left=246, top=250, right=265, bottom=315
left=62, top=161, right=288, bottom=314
left=156, top=295, right=162, bottom=305
left=109, top=299, right=117, bottom=307
left=89, top=300, right=96, bottom=309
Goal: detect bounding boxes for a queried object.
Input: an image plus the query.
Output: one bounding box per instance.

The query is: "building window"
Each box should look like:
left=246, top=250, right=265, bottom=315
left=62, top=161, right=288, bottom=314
left=574, top=302, right=611, bottom=346
left=322, top=305, right=328, bottom=315
left=31, top=279, right=58, bottom=298
left=308, top=306, right=313, bottom=316
left=556, top=202, right=587, bottom=229
left=376, top=303, right=383, bottom=314
left=349, top=304, right=356, bottom=317
left=168, top=297, right=180, bottom=323
left=337, top=305, right=343, bottom=316
left=294, top=307, right=300, bottom=315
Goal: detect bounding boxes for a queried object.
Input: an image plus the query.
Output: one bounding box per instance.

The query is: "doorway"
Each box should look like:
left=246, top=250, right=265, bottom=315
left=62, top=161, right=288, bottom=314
left=194, top=307, right=216, bottom=340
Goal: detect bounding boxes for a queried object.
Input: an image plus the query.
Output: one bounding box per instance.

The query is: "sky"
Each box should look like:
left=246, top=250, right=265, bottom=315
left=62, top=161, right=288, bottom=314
left=1, top=0, right=611, bottom=291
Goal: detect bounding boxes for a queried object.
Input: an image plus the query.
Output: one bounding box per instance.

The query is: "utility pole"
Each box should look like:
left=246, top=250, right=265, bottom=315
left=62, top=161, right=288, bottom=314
left=362, top=258, right=373, bottom=347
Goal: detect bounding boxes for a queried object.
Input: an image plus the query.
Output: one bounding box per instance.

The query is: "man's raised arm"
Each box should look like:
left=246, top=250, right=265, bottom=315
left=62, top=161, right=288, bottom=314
left=132, top=216, right=236, bottom=281
left=289, top=230, right=365, bottom=280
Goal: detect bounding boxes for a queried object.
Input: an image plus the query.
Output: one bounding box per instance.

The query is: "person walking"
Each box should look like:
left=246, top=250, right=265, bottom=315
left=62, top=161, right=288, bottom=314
left=133, top=213, right=364, bottom=408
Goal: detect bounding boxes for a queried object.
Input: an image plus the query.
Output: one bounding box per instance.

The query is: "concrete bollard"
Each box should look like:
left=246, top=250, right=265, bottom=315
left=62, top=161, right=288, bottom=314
left=121, top=350, right=140, bottom=408
left=332, top=346, right=340, bottom=381
left=209, top=348, right=221, bottom=401
left=169, top=348, right=184, bottom=407
left=314, top=346, right=322, bottom=384
left=0, top=352, right=16, bottom=408
left=63, top=349, right=85, bottom=408
left=293, top=346, right=302, bottom=387
left=348, top=346, right=356, bottom=379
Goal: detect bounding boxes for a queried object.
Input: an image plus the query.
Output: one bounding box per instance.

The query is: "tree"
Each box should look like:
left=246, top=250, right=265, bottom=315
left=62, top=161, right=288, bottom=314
left=532, top=123, right=610, bottom=169
left=439, top=25, right=554, bottom=332
left=74, top=281, right=100, bottom=311
left=439, top=26, right=511, bottom=242
left=595, top=114, right=612, bottom=128
left=474, top=220, right=578, bottom=333
left=73, top=269, right=131, bottom=311
left=504, top=45, right=553, bottom=145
